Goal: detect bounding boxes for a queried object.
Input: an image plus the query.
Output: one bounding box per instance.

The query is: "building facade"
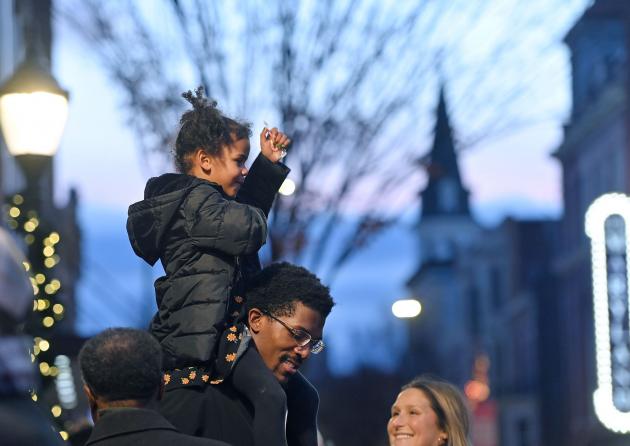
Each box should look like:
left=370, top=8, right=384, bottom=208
left=462, top=219, right=559, bottom=446
left=552, top=1, right=630, bottom=444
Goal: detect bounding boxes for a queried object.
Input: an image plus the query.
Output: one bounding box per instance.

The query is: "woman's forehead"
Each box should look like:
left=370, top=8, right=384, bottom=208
left=394, top=388, right=432, bottom=407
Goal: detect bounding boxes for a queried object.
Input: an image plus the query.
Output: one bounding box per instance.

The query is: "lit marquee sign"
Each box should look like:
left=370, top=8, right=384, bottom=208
left=585, top=193, right=630, bottom=433
left=54, top=355, right=77, bottom=410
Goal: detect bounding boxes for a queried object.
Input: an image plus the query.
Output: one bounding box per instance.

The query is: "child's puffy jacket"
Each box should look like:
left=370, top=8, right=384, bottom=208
left=127, top=154, right=288, bottom=369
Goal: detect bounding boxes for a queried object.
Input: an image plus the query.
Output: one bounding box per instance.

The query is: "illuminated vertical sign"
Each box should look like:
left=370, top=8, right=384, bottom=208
left=54, top=355, right=77, bottom=410
left=585, top=193, right=630, bottom=433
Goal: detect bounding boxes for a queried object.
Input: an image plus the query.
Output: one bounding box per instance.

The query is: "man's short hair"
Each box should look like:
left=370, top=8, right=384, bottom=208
left=79, top=328, right=162, bottom=402
left=244, top=262, right=335, bottom=319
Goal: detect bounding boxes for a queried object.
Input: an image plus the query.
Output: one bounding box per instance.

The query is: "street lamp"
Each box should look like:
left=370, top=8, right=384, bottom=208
left=0, top=51, right=69, bottom=334
left=279, top=178, right=297, bottom=196
left=0, top=55, right=69, bottom=208
left=392, top=298, right=422, bottom=319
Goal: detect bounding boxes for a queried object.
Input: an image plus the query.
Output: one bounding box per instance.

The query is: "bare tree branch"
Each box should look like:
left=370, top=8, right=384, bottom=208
left=55, top=0, right=586, bottom=281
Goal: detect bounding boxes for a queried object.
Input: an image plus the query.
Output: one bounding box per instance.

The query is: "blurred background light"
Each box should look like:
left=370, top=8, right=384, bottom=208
left=278, top=178, right=296, bottom=196
left=391, top=299, right=422, bottom=318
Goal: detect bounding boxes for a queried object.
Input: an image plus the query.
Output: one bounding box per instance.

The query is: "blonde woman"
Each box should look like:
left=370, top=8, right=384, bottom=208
left=388, top=376, right=471, bottom=446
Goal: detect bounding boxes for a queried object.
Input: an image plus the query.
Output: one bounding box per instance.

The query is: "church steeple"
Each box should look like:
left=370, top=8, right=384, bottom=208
left=407, top=84, right=479, bottom=292
left=420, top=86, right=470, bottom=218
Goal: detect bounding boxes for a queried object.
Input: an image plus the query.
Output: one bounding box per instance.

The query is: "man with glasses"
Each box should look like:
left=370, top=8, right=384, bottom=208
left=159, top=262, right=335, bottom=446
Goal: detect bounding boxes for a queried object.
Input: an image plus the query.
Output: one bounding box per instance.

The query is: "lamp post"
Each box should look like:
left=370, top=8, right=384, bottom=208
left=0, top=52, right=69, bottom=336
left=0, top=48, right=73, bottom=431
left=393, top=297, right=425, bottom=373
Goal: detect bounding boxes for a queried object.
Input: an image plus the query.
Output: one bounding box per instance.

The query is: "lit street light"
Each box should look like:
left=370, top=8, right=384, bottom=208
left=0, top=55, right=69, bottom=209
left=392, top=298, right=422, bottom=319
left=279, top=178, right=297, bottom=196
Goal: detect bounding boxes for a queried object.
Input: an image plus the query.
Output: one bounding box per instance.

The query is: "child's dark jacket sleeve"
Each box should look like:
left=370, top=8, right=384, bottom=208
left=237, top=154, right=290, bottom=217
left=236, top=154, right=290, bottom=280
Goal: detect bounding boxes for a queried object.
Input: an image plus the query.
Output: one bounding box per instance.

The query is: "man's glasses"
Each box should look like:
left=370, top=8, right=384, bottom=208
left=262, top=311, right=325, bottom=354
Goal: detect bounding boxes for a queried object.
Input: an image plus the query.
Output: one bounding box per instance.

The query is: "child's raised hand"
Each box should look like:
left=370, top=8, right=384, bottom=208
left=260, top=124, right=291, bottom=163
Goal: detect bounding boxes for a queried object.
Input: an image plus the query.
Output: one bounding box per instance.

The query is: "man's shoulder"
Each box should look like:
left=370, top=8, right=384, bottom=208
left=197, top=383, right=255, bottom=446
left=159, top=382, right=254, bottom=446
left=86, top=407, right=231, bottom=446
left=204, top=381, right=254, bottom=419
left=165, top=430, right=232, bottom=446
left=88, top=428, right=230, bottom=446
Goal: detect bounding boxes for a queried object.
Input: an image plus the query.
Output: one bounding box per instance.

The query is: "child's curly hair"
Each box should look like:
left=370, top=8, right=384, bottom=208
left=174, top=86, right=252, bottom=173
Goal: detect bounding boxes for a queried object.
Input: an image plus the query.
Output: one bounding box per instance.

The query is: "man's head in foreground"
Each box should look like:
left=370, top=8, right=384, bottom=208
left=79, top=328, right=163, bottom=421
left=245, top=262, right=335, bottom=384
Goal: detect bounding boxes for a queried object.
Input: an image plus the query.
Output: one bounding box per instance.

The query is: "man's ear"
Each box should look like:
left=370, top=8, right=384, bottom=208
left=248, top=308, right=265, bottom=334
left=83, top=384, right=99, bottom=422
left=84, top=384, right=97, bottom=403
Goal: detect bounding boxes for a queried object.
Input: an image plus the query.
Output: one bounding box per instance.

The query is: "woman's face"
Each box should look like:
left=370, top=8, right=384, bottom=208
left=387, top=388, right=447, bottom=446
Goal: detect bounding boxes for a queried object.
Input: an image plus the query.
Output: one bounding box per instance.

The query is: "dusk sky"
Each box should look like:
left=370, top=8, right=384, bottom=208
left=51, top=0, right=590, bottom=374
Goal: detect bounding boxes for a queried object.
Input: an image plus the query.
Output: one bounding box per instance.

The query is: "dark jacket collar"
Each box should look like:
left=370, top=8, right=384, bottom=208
left=86, top=407, right=177, bottom=444
left=143, top=173, right=225, bottom=199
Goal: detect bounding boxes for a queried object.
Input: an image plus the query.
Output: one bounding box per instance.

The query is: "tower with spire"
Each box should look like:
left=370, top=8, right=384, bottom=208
left=404, top=85, right=480, bottom=386
left=420, top=86, right=471, bottom=219
left=410, top=85, right=478, bottom=271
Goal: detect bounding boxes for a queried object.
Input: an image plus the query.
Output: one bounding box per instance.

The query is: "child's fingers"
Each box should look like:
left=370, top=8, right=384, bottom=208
left=270, top=131, right=288, bottom=145
left=275, top=134, right=291, bottom=147
left=260, top=128, right=269, bottom=145
left=275, top=137, right=291, bottom=152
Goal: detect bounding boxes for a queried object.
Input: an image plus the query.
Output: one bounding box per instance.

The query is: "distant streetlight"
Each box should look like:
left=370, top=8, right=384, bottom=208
left=0, top=55, right=69, bottom=207
left=279, top=178, right=296, bottom=196
left=392, top=298, right=422, bottom=318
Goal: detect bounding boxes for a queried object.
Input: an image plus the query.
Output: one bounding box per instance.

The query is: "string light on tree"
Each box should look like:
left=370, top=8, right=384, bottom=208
left=51, top=405, right=62, bottom=418
left=3, top=192, right=66, bottom=427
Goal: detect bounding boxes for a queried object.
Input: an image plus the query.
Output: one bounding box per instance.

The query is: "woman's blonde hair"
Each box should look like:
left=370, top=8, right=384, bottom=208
left=402, top=375, right=471, bottom=446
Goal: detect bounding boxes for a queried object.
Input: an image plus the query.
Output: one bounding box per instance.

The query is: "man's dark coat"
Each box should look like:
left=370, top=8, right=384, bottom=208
left=85, top=407, right=231, bottom=446
left=160, top=375, right=313, bottom=446
left=159, top=381, right=256, bottom=446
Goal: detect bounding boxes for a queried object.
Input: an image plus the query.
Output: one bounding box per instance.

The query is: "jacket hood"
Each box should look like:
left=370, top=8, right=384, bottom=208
left=127, top=174, right=214, bottom=265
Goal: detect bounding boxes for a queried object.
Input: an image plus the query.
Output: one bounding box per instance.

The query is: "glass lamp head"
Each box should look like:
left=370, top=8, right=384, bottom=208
left=0, top=57, right=69, bottom=157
